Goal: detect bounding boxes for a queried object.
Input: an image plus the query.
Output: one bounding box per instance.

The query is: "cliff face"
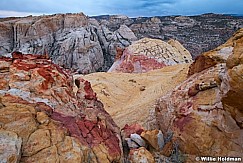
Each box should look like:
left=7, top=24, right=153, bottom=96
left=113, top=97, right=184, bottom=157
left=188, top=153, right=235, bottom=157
left=0, top=13, right=242, bottom=73
left=0, top=13, right=137, bottom=73
left=0, top=13, right=104, bottom=73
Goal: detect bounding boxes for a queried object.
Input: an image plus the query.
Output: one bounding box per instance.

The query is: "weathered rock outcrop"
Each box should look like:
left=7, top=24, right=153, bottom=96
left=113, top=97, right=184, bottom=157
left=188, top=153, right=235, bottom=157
left=0, top=52, right=123, bottom=162
left=188, top=32, right=235, bottom=76
left=0, top=130, right=22, bottom=163
left=108, top=38, right=192, bottom=73
left=155, top=29, right=243, bottom=161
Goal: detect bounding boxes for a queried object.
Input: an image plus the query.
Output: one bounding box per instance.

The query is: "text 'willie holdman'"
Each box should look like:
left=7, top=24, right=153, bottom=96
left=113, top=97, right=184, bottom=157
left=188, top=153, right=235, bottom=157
left=196, top=156, right=242, bottom=162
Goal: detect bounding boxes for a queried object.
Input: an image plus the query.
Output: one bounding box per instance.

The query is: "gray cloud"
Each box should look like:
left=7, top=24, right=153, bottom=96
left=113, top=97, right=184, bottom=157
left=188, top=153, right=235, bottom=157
left=0, top=0, right=242, bottom=17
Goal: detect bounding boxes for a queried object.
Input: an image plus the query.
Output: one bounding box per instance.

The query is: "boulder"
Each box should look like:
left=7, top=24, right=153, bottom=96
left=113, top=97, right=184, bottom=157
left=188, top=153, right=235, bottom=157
left=0, top=52, right=123, bottom=162
left=129, top=147, right=155, bottom=163
left=122, top=124, right=145, bottom=138
left=127, top=134, right=146, bottom=149
left=141, top=130, right=164, bottom=151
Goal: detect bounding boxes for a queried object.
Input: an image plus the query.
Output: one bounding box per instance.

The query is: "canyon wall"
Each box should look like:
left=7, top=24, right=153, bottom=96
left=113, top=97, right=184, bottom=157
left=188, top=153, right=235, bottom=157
left=0, top=13, right=243, bottom=73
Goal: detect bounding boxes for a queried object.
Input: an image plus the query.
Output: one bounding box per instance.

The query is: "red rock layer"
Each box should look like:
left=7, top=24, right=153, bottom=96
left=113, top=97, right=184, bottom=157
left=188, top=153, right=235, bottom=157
left=110, top=49, right=166, bottom=73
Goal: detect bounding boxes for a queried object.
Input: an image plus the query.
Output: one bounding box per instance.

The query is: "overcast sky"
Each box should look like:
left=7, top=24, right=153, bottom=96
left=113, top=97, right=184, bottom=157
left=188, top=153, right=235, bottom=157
left=0, top=0, right=243, bottom=17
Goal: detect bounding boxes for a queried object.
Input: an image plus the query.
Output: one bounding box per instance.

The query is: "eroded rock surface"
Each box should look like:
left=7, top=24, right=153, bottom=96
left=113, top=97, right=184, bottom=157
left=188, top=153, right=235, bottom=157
left=108, top=38, right=192, bottom=73
left=0, top=52, right=123, bottom=162
left=155, top=29, right=243, bottom=160
left=78, top=63, right=190, bottom=129
left=89, top=19, right=137, bottom=71
left=0, top=13, right=104, bottom=74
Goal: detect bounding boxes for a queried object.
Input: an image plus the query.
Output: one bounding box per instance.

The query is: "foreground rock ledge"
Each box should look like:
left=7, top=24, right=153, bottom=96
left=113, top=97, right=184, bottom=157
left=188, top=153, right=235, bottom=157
left=0, top=52, right=123, bottom=162
left=156, top=28, right=243, bottom=161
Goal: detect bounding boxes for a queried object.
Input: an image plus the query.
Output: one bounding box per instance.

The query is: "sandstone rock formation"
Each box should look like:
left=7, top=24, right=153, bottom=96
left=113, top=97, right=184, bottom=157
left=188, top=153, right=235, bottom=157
left=77, top=63, right=190, bottom=129
left=125, top=134, right=146, bottom=149
left=108, top=38, right=192, bottom=73
left=0, top=13, right=137, bottom=73
left=0, top=52, right=123, bottom=162
left=155, top=29, right=243, bottom=160
left=0, top=13, right=104, bottom=74
left=122, top=124, right=145, bottom=138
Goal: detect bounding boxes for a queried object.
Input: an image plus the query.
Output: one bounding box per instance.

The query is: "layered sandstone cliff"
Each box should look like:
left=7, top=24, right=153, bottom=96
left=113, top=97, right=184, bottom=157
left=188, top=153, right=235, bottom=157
left=95, top=13, right=243, bottom=58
